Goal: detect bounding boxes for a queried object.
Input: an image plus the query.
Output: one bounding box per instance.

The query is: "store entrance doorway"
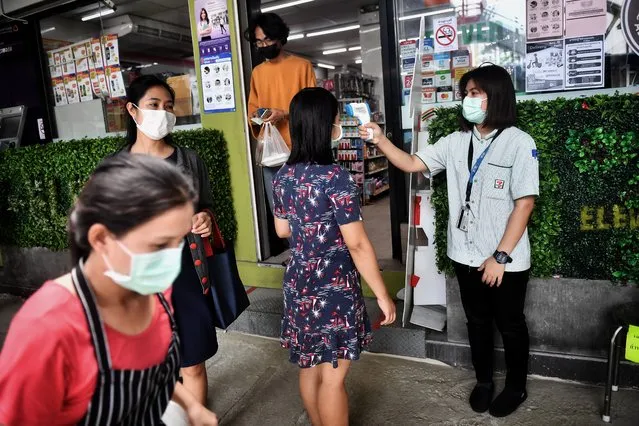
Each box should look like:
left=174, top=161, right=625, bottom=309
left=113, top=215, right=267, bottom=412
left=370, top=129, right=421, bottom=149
left=239, top=0, right=407, bottom=270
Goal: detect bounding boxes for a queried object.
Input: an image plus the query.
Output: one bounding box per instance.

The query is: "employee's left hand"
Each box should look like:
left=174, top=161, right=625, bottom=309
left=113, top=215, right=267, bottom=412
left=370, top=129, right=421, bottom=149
left=478, top=257, right=505, bottom=287
left=263, top=108, right=287, bottom=124
left=192, top=212, right=213, bottom=238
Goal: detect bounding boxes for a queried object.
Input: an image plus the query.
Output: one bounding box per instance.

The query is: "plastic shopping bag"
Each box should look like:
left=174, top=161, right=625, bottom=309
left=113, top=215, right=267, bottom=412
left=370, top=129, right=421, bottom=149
left=161, top=401, right=189, bottom=426
left=257, top=122, right=290, bottom=167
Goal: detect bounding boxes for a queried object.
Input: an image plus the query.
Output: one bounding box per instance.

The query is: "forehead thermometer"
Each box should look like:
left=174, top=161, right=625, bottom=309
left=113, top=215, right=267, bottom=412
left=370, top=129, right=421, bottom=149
left=345, top=103, right=374, bottom=141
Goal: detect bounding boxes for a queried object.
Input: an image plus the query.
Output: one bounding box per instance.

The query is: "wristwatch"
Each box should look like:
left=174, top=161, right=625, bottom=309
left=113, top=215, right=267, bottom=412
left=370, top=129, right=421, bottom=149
left=493, top=251, right=513, bottom=265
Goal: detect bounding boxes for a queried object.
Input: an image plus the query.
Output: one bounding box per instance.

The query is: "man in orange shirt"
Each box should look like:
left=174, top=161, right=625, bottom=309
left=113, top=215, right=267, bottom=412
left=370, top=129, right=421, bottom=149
left=244, top=13, right=316, bottom=212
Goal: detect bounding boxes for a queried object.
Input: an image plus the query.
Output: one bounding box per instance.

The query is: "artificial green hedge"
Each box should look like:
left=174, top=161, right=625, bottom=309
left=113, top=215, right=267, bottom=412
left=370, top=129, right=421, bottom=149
left=427, top=94, right=639, bottom=283
left=0, top=129, right=237, bottom=251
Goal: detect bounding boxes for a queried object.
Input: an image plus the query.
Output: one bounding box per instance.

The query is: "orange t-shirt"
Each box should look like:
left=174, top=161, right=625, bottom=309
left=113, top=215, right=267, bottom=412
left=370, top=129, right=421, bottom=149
left=248, top=54, right=317, bottom=149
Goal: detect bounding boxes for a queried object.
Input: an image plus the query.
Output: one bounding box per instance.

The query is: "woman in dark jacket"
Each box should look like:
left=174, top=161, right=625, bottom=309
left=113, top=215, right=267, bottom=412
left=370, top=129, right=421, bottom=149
left=115, top=75, right=218, bottom=404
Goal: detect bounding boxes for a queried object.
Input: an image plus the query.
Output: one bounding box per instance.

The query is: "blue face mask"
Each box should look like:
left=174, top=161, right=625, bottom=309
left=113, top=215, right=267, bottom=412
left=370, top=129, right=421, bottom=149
left=103, top=240, right=184, bottom=295
left=462, top=96, right=487, bottom=124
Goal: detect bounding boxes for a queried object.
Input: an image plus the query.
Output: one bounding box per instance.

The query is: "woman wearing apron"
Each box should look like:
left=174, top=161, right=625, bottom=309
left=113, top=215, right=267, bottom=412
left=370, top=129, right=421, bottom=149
left=0, top=155, right=217, bottom=425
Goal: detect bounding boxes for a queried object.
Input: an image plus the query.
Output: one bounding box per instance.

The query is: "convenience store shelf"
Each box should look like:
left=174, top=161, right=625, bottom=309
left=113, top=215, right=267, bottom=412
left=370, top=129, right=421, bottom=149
left=372, top=184, right=390, bottom=197
left=366, top=167, right=388, bottom=176
left=366, top=154, right=386, bottom=160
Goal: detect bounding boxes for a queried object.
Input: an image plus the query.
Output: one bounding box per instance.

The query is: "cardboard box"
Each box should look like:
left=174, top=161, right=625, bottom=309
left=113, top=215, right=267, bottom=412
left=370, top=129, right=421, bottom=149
left=167, top=75, right=193, bottom=117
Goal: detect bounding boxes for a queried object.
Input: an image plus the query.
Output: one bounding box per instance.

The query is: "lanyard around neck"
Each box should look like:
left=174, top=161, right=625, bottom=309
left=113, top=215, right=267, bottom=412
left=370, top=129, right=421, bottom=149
left=465, top=128, right=504, bottom=205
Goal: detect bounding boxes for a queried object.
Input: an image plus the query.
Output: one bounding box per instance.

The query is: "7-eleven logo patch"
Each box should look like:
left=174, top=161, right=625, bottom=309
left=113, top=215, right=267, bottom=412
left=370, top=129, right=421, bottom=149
left=494, top=179, right=505, bottom=189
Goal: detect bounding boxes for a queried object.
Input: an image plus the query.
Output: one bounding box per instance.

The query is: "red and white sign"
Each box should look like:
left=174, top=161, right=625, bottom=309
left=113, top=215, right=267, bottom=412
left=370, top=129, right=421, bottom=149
left=434, top=16, right=458, bottom=53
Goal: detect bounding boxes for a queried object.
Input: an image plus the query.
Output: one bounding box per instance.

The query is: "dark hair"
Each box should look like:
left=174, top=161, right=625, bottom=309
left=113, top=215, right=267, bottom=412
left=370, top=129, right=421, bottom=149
left=243, top=13, right=290, bottom=45
left=125, top=75, right=175, bottom=145
left=68, top=155, right=197, bottom=263
left=287, top=88, right=338, bottom=165
left=458, top=64, right=517, bottom=131
left=200, top=8, right=209, bottom=24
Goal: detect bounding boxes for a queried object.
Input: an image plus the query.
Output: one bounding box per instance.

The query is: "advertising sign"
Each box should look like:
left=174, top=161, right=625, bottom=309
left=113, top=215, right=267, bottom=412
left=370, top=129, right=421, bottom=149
left=622, top=0, right=639, bottom=56
left=525, top=40, right=565, bottom=92
left=194, top=0, right=235, bottom=114
left=564, top=35, right=605, bottom=90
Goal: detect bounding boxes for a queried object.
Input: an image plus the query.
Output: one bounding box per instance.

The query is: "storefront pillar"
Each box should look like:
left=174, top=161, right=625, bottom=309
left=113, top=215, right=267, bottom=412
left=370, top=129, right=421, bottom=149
left=188, top=0, right=285, bottom=288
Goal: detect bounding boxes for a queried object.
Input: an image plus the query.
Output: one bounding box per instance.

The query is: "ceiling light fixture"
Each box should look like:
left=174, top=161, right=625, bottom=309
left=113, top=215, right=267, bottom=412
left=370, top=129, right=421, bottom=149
left=40, top=27, right=56, bottom=34
left=323, top=48, right=347, bottom=55
left=307, top=24, right=360, bottom=38
left=355, top=59, right=362, bottom=64
left=349, top=46, right=361, bottom=51
left=398, top=7, right=455, bottom=22
left=288, top=33, right=305, bottom=41
left=318, top=63, right=336, bottom=70
left=81, top=8, right=115, bottom=21
left=262, top=0, right=314, bottom=13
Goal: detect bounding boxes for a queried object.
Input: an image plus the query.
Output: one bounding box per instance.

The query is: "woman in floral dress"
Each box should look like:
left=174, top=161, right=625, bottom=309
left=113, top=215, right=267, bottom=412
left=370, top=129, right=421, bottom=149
left=272, top=87, right=396, bottom=426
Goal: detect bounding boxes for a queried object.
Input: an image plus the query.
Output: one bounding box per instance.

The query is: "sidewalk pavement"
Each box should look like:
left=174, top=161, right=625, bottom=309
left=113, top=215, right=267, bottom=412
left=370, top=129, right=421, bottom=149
left=2, top=293, right=638, bottom=425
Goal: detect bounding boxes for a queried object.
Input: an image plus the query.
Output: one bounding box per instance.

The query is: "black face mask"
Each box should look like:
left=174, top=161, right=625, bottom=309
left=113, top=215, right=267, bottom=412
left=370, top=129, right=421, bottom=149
left=258, top=44, right=281, bottom=60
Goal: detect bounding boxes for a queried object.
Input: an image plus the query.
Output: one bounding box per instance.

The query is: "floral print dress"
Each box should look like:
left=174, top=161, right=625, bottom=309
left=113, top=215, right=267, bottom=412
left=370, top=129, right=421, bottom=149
left=273, top=163, right=372, bottom=369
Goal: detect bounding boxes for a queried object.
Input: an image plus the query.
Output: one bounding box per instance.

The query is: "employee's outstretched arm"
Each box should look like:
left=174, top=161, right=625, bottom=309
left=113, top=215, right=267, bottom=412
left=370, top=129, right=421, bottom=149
left=360, top=123, right=428, bottom=173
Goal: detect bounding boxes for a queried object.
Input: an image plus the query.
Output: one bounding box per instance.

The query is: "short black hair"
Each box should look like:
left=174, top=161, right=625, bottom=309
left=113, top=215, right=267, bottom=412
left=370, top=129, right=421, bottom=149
left=68, top=154, right=196, bottom=263
left=459, top=64, right=517, bottom=131
left=244, top=13, right=290, bottom=45
left=287, top=88, right=338, bottom=165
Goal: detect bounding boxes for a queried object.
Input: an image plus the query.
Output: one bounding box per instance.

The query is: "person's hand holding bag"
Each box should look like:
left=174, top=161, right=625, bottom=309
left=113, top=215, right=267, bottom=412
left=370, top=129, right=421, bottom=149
left=192, top=212, right=213, bottom=238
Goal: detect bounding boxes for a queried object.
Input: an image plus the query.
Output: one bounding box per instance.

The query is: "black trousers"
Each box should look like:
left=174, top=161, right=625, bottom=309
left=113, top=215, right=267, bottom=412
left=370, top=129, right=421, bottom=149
left=454, top=262, right=530, bottom=391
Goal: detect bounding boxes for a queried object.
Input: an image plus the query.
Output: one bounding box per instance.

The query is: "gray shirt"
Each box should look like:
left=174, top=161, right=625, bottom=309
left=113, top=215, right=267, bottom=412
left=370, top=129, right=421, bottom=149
left=415, top=126, right=539, bottom=272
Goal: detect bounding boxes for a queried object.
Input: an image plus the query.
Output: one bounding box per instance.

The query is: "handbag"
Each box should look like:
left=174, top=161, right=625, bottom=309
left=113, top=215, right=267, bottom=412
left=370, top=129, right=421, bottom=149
left=187, top=213, right=250, bottom=329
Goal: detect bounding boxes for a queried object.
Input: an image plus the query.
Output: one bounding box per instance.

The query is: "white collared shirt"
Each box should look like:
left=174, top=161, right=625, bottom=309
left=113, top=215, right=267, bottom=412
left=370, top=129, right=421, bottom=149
left=415, top=126, right=539, bottom=272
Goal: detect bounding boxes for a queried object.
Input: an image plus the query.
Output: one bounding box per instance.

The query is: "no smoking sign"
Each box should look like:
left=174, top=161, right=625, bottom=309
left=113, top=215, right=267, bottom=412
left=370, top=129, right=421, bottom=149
left=434, top=16, right=458, bottom=52
left=436, top=25, right=455, bottom=46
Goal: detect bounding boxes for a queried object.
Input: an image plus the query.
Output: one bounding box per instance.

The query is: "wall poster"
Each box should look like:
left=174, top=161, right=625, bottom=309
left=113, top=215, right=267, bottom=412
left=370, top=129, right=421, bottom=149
left=525, top=40, right=565, bottom=92
left=565, top=0, right=607, bottom=38
left=194, top=0, right=235, bottom=114
left=526, top=0, right=563, bottom=41
left=47, top=35, right=123, bottom=102
left=564, top=35, right=605, bottom=90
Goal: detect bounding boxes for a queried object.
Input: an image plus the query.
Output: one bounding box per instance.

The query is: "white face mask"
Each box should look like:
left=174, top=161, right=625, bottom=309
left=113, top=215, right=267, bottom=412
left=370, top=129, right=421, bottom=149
left=103, top=240, right=184, bottom=295
left=331, top=124, right=343, bottom=146
left=133, top=104, right=176, bottom=140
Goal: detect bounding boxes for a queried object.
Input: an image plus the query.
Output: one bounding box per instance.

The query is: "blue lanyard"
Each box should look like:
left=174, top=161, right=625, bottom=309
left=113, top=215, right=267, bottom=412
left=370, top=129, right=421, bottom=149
left=465, top=129, right=503, bottom=204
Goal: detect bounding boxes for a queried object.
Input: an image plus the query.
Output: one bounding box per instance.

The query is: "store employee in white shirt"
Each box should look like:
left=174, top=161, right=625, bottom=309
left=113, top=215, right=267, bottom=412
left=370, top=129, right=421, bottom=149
left=362, top=64, right=538, bottom=418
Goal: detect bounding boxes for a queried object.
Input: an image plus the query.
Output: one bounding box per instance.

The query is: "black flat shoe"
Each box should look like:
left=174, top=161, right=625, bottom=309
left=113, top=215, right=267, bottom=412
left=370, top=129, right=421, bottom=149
left=469, top=382, right=494, bottom=413
left=489, top=388, right=528, bottom=417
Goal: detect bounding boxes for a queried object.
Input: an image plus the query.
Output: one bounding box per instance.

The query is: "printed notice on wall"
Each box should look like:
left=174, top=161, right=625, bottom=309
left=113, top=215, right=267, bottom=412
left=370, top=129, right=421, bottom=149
left=565, top=0, right=607, bottom=38
left=90, top=69, right=109, bottom=97
left=525, top=40, right=565, bottom=92
left=77, top=72, right=93, bottom=102
left=400, top=39, right=417, bottom=59
left=72, top=42, right=90, bottom=73
left=194, top=0, right=235, bottom=113
left=527, top=0, right=563, bottom=41
left=52, top=77, right=68, bottom=106
left=102, top=35, right=120, bottom=67
left=91, top=38, right=105, bottom=69
left=564, top=35, right=604, bottom=90
left=434, top=16, right=458, bottom=53
left=625, top=325, right=639, bottom=363
left=64, top=75, right=80, bottom=104
left=106, top=66, right=126, bottom=98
